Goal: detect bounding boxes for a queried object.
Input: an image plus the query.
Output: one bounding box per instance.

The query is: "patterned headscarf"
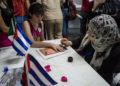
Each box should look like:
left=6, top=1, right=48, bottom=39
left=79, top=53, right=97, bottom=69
left=88, top=14, right=120, bottom=70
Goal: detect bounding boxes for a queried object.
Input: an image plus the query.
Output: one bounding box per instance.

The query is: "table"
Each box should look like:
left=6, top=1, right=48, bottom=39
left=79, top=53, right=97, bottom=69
left=28, top=39, right=110, bottom=86
left=0, top=39, right=110, bottom=86
left=0, top=47, right=25, bottom=86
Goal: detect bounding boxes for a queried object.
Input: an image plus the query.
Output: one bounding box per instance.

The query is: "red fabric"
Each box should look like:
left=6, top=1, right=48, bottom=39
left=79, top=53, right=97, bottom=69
left=0, top=32, right=12, bottom=48
left=81, top=0, right=93, bottom=12
left=22, top=54, right=30, bottom=86
left=12, top=0, right=26, bottom=16
left=28, top=20, right=43, bottom=39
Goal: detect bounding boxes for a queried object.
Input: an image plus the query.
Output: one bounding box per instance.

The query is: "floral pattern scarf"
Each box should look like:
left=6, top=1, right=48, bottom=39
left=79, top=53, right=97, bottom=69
left=88, top=14, right=120, bottom=70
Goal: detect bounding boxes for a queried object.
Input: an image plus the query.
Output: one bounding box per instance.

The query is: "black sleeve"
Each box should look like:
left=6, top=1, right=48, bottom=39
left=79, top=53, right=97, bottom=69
left=98, top=43, right=120, bottom=84
left=7, top=0, right=13, bottom=10
left=71, top=36, right=84, bottom=49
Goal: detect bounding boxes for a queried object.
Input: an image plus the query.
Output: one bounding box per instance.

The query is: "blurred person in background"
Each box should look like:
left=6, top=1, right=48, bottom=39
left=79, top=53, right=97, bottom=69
left=12, top=0, right=30, bottom=28
left=37, top=0, right=65, bottom=40
left=80, top=0, right=94, bottom=36
left=61, top=0, right=77, bottom=38
left=92, top=0, right=120, bottom=28
left=0, top=0, right=12, bottom=48
left=0, top=13, right=11, bottom=48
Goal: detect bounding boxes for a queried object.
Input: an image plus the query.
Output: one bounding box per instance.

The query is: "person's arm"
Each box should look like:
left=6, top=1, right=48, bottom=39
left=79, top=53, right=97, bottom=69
left=24, top=0, right=30, bottom=10
left=40, top=21, right=45, bottom=40
left=0, top=15, right=9, bottom=33
left=61, top=34, right=90, bottom=50
left=23, top=21, right=64, bottom=51
left=77, top=33, right=90, bottom=51
left=61, top=38, right=72, bottom=46
left=60, top=0, right=65, bottom=5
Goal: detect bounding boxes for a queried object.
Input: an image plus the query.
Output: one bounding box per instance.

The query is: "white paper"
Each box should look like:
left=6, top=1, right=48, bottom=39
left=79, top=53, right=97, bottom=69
left=36, top=47, right=73, bottom=60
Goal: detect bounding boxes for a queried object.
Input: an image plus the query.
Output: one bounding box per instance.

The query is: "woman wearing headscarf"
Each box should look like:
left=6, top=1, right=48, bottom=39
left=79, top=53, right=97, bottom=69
left=61, top=14, right=120, bottom=85
left=88, top=14, right=120, bottom=85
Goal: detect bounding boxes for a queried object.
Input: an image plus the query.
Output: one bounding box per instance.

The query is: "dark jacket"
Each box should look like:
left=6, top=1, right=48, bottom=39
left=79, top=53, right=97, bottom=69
left=71, top=36, right=120, bottom=84
left=98, top=43, right=120, bottom=84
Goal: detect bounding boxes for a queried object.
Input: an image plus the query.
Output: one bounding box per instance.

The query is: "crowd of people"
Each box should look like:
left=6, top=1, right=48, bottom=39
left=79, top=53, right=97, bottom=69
left=0, top=0, right=120, bottom=86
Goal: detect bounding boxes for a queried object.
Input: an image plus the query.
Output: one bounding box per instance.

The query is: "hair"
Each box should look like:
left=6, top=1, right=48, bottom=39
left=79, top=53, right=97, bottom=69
left=29, top=2, right=44, bottom=17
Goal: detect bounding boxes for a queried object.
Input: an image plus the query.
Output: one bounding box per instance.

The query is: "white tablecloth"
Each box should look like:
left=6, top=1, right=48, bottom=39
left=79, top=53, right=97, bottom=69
left=0, top=46, right=25, bottom=86
left=0, top=39, right=110, bottom=86
left=27, top=39, right=110, bottom=86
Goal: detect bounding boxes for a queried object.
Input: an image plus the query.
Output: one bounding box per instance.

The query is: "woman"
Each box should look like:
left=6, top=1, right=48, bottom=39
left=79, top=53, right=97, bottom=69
left=61, top=14, right=120, bottom=85
left=23, top=2, right=64, bottom=52
left=88, top=14, right=120, bottom=85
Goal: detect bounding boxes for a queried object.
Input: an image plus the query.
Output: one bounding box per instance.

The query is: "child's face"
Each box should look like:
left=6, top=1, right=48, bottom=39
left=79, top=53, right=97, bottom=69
left=36, top=14, right=43, bottom=23
left=33, top=14, right=43, bottom=23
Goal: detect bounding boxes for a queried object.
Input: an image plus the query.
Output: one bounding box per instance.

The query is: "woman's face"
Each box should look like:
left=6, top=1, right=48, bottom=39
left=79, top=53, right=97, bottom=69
left=88, top=27, right=96, bottom=44
left=89, top=33, right=95, bottom=43
left=88, top=27, right=103, bottom=47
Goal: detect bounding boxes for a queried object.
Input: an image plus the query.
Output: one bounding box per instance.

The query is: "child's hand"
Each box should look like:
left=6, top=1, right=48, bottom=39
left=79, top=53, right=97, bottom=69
left=49, top=43, right=64, bottom=52
left=60, top=38, right=72, bottom=46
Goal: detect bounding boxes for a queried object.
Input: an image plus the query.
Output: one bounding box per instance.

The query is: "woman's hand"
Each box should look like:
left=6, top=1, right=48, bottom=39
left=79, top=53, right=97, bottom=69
left=61, top=38, right=72, bottom=46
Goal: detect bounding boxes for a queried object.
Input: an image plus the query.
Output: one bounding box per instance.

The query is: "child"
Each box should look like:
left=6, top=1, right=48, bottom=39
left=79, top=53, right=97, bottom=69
left=23, top=2, right=64, bottom=52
